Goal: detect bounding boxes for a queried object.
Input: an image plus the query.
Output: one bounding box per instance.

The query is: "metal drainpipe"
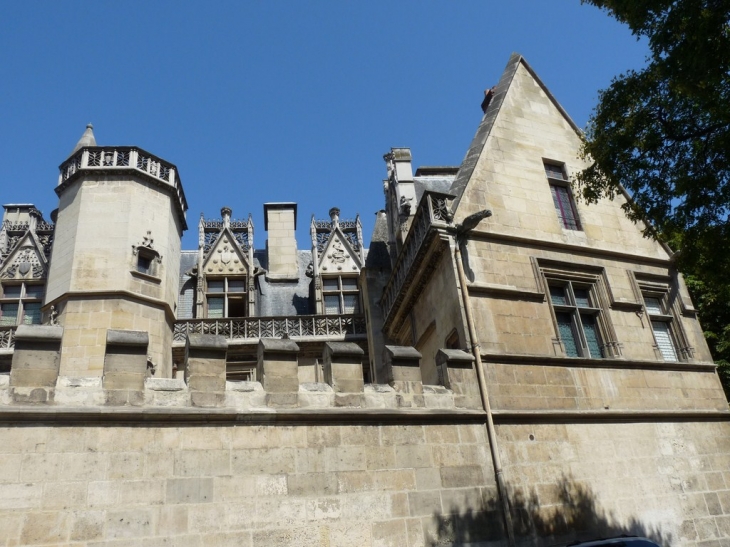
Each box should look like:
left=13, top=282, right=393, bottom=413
left=454, top=237, right=516, bottom=547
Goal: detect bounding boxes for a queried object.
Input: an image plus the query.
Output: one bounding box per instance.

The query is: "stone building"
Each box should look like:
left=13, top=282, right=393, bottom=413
left=0, top=54, right=729, bottom=546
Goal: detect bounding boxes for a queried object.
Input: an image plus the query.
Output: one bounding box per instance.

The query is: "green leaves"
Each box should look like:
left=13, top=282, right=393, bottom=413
left=580, top=1, right=730, bottom=396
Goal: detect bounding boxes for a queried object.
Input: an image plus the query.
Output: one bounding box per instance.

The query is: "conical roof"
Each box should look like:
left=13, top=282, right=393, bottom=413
left=69, top=123, right=97, bottom=156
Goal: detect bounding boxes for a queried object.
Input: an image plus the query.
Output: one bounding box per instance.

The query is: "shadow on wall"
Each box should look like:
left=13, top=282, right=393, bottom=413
left=430, top=475, right=673, bottom=547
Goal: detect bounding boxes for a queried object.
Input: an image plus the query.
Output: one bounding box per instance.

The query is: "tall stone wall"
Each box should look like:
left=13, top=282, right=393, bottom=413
left=497, top=420, right=730, bottom=547
left=0, top=421, right=500, bottom=547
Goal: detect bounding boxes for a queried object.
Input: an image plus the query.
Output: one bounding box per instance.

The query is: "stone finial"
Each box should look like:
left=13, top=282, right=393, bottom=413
left=329, top=207, right=340, bottom=227
left=221, top=207, right=232, bottom=227
left=70, top=123, right=97, bottom=156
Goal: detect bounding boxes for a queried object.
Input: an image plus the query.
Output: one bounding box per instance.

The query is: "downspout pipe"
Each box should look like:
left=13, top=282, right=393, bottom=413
left=453, top=210, right=516, bottom=547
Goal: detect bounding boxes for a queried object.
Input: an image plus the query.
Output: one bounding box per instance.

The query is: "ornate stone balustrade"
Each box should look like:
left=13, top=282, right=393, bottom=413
left=0, top=326, right=16, bottom=351
left=381, top=191, right=454, bottom=334
left=58, top=146, right=188, bottom=229
left=173, top=314, right=367, bottom=344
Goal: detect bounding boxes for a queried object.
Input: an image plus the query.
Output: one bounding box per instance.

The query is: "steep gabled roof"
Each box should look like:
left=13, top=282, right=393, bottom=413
left=448, top=53, right=582, bottom=212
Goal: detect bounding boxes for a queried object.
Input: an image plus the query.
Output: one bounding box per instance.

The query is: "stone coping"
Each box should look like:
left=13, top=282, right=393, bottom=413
left=324, top=341, right=365, bottom=357
left=436, top=349, right=474, bottom=365
left=106, top=329, right=149, bottom=347
left=259, top=338, right=300, bottom=353
left=385, top=345, right=422, bottom=360
left=14, top=324, right=63, bottom=342
left=187, top=333, right=227, bottom=350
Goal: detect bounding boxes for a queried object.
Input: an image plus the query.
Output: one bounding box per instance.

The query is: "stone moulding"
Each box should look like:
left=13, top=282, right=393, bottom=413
left=0, top=405, right=488, bottom=425
left=479, top=352, right=719, bottom=372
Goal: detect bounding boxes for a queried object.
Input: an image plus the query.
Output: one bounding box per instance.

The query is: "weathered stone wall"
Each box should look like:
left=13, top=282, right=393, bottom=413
left=409, top=250, right=468, bottom=385
left=0, top=420, right=500, bottom=547
left=486, top=362, right=728, bottom=412
left=498, top=420, right=730, bottom=547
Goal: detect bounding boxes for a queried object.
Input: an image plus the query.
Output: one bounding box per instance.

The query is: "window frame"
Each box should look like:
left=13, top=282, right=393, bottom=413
left=544, top=161, right=582, bottom=231
left=322, top=275, right=360, bottom=315
left=641, top=289, right=682, bottom=362
left=548, top=280, right=605, bottom=358
left=0, top=282, right=45, bottom=326
left=205, top=276, right=247, bottom=319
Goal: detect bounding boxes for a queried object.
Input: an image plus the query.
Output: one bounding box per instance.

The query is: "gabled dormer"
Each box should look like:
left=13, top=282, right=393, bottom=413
left=0, top=205, right=54, bottom=326
left=195, top=207, right=255, bottom=318
left=310, top=208, right=364, bottom=315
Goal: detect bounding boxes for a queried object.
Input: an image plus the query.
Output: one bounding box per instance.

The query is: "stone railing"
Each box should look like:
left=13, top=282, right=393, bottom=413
left=2, top=221, right=30, bottom=232
left=381, top=192, right=454, bottom=323
left=58, top=146, right=188, bottom=228
left=0, top=326, right=16, bottom=351
left=173, top=314, right=367, bottom=343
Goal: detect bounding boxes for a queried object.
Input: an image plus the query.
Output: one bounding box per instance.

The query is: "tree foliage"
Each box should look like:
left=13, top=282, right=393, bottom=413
left=578, top=0, right=730, bottom=394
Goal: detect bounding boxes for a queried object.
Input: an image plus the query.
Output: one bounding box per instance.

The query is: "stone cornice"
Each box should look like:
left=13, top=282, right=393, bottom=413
left=480, top=352, right=718, bottom=373
left=468, top=229, right=672, bottom=267
left=491, top=409, right=730, bottom=424
left=44, top=290, right=176, bottom=323
left=0, top=406, right=488, bottom=426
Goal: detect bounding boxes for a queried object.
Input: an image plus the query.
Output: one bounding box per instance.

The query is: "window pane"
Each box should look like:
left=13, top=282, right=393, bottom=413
left=323, top=278, right=339, bottom=291
left=207, top=297, right=224, bottom=318
left=228, top=279, right=246, bottom=293
left=550, top=286, right=567, bottom=306
left=551, top=184, right=580, bottom=230
left=343, top=294, right=359, bottom=314
left=23, top=303, right=42, bottom=325
left=573, top=288, right=591, bottom=308
left=137, top=255, right=152, bottom=274
left=2, top=285, right=21, bottom=299
left=207, top=280, right=225, bottom=293
left=324, top=295, right=341, bottom=314
left=556, top=312, right=579, bottom=357
left=341, top=278, right=358, bottom=290
left=24, top=285, right=45, bottom=299
left=581, top=314, right=603, bottom=358
left=227, top=297, right=246, bottom=317
left=644, top=297, right=663, bottom=315
left=544, top=163, right=566, bottom=180
left=652, top=321, right=678, bottom=362
left=0, top=303, right=19, bottom=326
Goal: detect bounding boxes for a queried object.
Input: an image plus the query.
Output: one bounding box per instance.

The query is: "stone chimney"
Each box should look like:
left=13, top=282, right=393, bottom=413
left=264, top=203, right=298, bottom=280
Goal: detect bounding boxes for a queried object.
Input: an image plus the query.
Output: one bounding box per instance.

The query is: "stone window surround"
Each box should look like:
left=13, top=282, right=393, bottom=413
left=539, top=263, right=621, bottom=359
left=548, top=279, right=604, bottom=358
left=638, top=280, right=692, bottom=362
left=544, top=160, right=582, bottom=231
left=131, top=244, right=162, bottom=281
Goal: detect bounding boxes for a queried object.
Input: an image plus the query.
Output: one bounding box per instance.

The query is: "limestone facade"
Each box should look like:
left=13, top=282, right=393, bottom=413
left=0, top=54, right=729, bottom=546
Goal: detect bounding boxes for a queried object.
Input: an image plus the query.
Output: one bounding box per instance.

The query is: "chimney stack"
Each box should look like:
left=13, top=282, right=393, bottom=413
left=264, top=203, right=298, bottom=280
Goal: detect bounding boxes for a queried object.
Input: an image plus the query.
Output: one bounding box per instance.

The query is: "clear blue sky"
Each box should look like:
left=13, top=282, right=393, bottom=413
left=0, top=1, right=647, bottom=250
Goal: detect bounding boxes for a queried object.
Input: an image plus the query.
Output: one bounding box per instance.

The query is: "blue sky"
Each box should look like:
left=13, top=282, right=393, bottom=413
left=0, top=1, right=647, bottom=250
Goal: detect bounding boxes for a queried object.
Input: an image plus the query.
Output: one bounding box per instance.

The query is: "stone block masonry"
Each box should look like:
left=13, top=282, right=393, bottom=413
left=0, top=420, right=500, bottom=547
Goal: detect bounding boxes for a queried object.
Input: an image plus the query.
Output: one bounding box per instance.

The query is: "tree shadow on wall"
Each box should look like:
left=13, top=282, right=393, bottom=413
left=429, top=475, right=673, bottom=547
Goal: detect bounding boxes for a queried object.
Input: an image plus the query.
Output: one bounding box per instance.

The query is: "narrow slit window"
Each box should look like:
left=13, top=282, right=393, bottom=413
left=545, top=161, right=581, bottom=230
